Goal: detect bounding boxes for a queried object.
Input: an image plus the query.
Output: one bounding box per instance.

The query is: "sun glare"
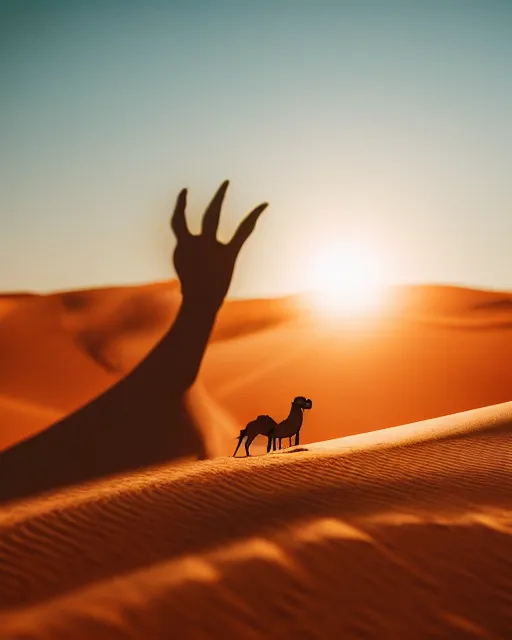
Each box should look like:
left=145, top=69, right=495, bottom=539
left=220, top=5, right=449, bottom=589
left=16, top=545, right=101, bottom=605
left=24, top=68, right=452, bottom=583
left=308, top=243, right=388, bottom=317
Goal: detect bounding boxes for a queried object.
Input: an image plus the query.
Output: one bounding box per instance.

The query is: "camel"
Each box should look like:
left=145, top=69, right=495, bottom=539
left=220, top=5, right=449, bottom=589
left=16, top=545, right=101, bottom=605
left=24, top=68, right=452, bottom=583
left=233, top=396, right=312, bottom=457
left=0, top=180, right=268, bottom=503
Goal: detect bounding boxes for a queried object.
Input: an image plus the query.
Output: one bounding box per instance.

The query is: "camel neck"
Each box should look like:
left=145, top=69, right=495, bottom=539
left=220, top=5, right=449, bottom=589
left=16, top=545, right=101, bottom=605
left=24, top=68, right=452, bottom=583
left=287, top=404, right=303, bottom=423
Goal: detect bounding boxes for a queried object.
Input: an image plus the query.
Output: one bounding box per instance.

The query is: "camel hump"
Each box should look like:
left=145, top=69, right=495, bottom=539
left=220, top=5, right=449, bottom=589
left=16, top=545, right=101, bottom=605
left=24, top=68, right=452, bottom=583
left=257, top=415, right=277, bottom=431
left=245, top=414, right=276, bottom=436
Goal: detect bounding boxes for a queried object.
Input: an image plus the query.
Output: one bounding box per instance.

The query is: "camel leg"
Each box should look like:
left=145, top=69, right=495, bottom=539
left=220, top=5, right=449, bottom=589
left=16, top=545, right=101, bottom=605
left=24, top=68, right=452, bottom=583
left=288, top=437, right=293, bottom=447
left=295, top=432, right=300, bottom=446
left=266, top=435, right=273, bottom=453
left=245, top=434, right=256, bottom=456
left=233, top=432, right=245, bottom=457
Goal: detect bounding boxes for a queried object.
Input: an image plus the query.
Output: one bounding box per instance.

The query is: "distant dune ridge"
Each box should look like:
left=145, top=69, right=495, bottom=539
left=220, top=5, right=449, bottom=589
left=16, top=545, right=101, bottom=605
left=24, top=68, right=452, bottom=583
left=0, top=281, right=510, bottom=453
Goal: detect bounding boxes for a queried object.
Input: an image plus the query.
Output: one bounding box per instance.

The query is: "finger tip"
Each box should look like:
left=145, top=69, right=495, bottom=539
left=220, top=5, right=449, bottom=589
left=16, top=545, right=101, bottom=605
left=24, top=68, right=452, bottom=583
left=176, top=188, right=187, bottom=204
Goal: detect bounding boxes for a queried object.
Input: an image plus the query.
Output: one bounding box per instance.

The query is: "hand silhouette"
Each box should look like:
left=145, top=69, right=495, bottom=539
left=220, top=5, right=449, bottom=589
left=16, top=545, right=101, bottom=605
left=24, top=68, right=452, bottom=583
left=171, top=180, right=268, bottom=309
left=0, top=181, right=268, bottom=503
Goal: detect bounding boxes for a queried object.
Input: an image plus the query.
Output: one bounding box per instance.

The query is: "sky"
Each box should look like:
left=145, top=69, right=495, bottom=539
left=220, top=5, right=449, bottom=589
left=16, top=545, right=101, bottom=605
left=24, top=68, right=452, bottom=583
left=1, top=0, right=511, bottom=299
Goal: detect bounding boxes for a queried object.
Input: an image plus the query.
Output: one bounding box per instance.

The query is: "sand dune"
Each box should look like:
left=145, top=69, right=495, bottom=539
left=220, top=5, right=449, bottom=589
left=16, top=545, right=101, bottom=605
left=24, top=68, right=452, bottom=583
left=0, top=293, right=35, bottom=322
left=1, top=401, right=511, bottom=638
left=386, top=283, right=512, bottom=314
left=0, top=395, right=60, bottom=453
left=0, top=294, right=118, bottom=450
left=0, top=283, right=294, bottom=451
left=1, top=283, right=511, bottom=636
left=1, top=282, right=511, bottom=455
left=202, top=293, right=512, bottom=445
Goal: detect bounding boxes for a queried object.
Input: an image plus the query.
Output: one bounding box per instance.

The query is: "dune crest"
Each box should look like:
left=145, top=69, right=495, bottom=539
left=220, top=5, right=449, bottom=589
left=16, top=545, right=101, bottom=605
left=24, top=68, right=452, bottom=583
left=1, top=401, right=511, bottom=638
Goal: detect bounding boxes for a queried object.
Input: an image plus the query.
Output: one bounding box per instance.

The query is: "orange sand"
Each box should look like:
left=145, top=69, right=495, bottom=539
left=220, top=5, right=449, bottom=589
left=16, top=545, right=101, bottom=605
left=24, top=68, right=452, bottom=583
left=1, top=282, right=510, bottom=452
left=0, top=283, right=511, bottom=637
left=0, top=283, right=294, bottom=451
left=1, top=401, right=511, bottom=638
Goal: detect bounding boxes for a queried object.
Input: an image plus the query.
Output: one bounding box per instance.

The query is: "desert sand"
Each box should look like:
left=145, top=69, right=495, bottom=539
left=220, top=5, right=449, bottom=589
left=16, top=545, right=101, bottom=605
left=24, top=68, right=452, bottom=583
left=1, top=282, right=511, bottom=452
left=1, top=283, right=511, bottom=637
left=1, top=400, right=511, bottom=638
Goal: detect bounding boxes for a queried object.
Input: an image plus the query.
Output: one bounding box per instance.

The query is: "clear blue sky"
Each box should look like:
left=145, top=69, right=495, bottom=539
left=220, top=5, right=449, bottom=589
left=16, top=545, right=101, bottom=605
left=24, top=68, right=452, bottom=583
left=1, top=0, right=511, bottom=297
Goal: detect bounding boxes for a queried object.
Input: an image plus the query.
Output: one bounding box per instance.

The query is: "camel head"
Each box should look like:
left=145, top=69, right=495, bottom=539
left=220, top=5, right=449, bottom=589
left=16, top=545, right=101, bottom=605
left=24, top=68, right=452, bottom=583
left=292, top=396, right=312, bottom=410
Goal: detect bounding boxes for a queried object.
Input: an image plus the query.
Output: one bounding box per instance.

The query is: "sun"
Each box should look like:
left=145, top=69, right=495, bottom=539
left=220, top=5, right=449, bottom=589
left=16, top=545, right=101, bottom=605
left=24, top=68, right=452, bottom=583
left=307, top=242, right=388, bottom=317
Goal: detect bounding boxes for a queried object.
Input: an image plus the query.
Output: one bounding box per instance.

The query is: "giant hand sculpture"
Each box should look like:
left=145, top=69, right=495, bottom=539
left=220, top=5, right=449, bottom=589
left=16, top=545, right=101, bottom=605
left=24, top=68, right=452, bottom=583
left=0, top=180, right=269, bottom=503
left=171, top=180, right=267, bottom=308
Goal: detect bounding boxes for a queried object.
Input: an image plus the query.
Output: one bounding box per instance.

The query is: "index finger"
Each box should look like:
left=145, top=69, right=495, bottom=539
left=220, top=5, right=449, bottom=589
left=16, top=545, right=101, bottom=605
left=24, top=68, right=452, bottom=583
left=201, top=180, right=230, bottom=238
left=170, top=188, right=190, bottom=240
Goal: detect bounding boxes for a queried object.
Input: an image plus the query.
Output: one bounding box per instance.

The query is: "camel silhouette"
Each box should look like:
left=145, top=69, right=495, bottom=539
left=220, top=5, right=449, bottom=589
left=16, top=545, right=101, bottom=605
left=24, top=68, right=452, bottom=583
left=0, top=180, right=268, bottom=504
left=233, top=396, right=312, bottom=457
